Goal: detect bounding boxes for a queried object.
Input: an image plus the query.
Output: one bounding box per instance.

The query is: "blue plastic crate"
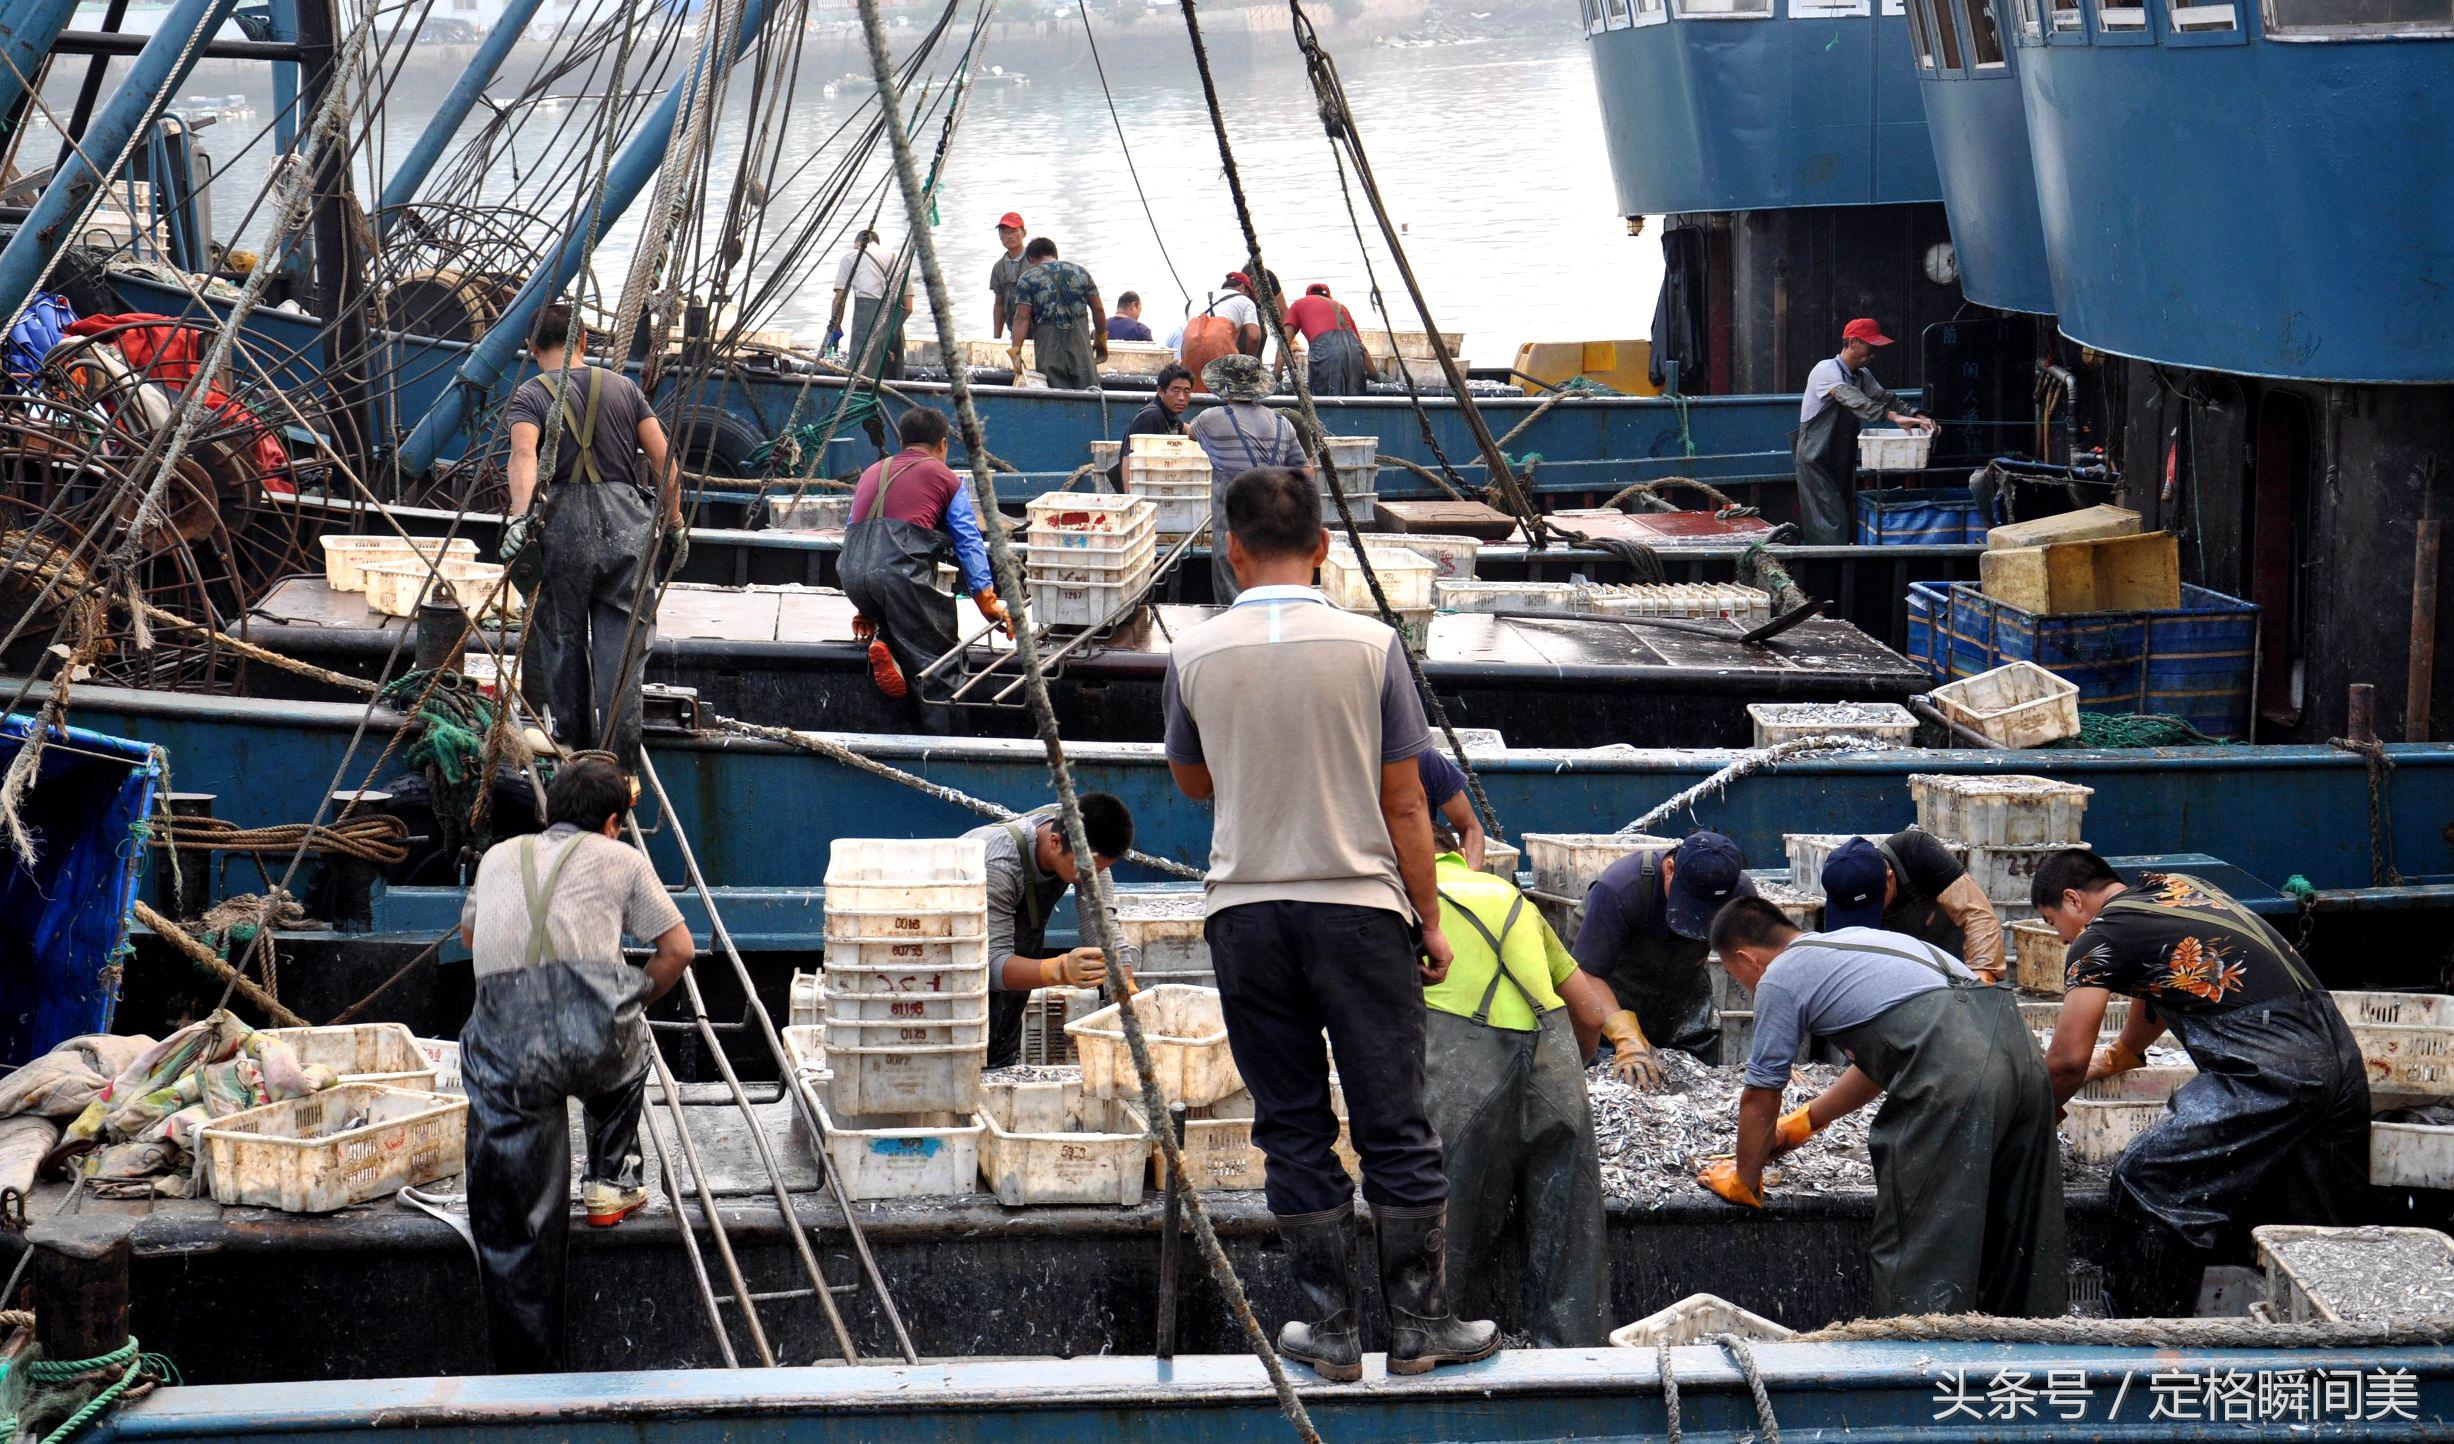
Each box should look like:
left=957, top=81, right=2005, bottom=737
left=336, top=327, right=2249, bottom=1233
left=1856, top=488, right=1986, bottom=547
left=1941, top=583, right=2259, bottom=738
left=1904, top=580, right=1954, bottom=679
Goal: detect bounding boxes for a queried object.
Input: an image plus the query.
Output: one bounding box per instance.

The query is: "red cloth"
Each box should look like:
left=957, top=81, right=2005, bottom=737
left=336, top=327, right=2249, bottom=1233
left=61, top=313, right=292, bottom=494
left=1287, top=294, right=1358, bottom=344
left=850, top=447, right=963, bottom=528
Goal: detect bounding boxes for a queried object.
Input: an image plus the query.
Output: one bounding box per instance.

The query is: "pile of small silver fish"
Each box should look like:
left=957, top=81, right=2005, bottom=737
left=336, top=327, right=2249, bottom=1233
left=1586, top=1050, right=1876, bottom=1207
left=980, top=1064, right=1083, bottom=1085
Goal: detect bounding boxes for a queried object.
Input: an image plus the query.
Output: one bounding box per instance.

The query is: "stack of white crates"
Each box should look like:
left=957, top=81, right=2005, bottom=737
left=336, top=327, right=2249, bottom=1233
left=1122, top=435, right=1211, bottom=543
left=1908, top=773, right=2094, bottom=925
left=1318, top=436, right=1380, bottom=523
left=1024, top=494, right=1157, bottom=630
left=815, top=838, right=991, bottom=1197
left=1321, top=542, right=1438, bottom=650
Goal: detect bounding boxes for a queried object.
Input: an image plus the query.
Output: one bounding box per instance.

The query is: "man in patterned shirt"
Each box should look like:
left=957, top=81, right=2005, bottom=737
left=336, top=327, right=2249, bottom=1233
left=1007, top=237, right=1108, bottom=391
left=2032, top=850, right=2370, bottom=1318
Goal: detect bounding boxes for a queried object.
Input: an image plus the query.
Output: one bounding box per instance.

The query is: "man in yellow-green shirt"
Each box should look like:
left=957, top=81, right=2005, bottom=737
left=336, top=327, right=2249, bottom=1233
left=1423, top=821, right=1623, bottom=1346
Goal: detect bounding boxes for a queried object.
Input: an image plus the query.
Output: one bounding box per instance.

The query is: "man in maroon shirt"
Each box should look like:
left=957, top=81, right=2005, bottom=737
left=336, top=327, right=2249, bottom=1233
left=1288, top=283, right=1368, bottom=396
left=840, top=408, right=1007, bottom=730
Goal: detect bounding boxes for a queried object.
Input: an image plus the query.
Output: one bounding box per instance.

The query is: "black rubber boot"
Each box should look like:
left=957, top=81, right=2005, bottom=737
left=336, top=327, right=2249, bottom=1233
left=1374, top=1202, right=1500, bottom=1376
left=1274, top=1204, right=1363, bottom=1383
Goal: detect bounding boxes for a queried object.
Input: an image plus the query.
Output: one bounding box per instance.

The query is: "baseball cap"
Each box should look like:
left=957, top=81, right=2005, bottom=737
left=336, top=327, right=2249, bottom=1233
left=1842, top=317, right=1893, bottom=346
left=1665, top=832, right=1753, bottom=940
left=1305, top=282, right=1331, bottom=297
left=996, top=212, right=1025, bottom=230
left=1820, top=838, right=1893, bottom=930
left=1224, top=271, right=1252, bottom=289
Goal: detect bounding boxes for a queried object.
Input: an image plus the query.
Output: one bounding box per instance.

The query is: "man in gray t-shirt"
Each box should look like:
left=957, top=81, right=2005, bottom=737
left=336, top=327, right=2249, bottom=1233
left=455, top=757, right=694, bottom=1371
left=959, top=795, right=1135, bottom=1068
left=1162, top=465, right=1494, bottom=1382
left=502, top=302, right=677, bottom=767
left=1701, top=898, right=2064, bottom=1319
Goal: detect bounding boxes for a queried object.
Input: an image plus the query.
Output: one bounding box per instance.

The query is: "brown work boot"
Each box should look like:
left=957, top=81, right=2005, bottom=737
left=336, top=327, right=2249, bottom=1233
left=1374, top=1202, right=1499, bottom=1375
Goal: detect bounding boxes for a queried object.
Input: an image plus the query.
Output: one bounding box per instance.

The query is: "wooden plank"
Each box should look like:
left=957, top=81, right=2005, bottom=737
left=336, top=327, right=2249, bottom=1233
left=1377, top=499, right=1518, bottom=540
left=1979, top=531, right=2181, bottom=614
left=1985, top=504, right=2142, bottom=551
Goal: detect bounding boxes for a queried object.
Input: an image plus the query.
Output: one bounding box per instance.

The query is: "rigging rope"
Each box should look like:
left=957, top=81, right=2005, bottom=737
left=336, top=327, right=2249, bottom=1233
left=1075, top=0, right=1189, bottom=310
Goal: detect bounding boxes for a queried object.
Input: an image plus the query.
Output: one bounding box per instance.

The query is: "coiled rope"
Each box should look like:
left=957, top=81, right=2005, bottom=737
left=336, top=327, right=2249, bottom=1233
left=147, top=813, right=410, bottom=865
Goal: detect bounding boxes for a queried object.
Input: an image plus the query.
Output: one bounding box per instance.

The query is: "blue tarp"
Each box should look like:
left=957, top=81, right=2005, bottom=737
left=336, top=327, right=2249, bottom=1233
left=0, top=716, right=157, bottom=1067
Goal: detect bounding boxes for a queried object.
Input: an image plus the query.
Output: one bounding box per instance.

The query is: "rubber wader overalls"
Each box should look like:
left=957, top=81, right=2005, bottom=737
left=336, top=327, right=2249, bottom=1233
left=1192, top=403, right=1300, bottom=604
left=1813, top=935, right=2067, bottom=1317
left=460, top=832, right=654, bottom=1372
left=1597, top=852, right=1721, bottom=1062
left=529, top=367, right=655, bottom=766
left=2093, top=891, right=2371, bottom=1319
left=986, top=817, right=1070, bottom=1069
left=1419, top=888, right=1607, bottom=1346
left=1790, top=363, right=1870, bottom=546
left=839, top=455, right=961, bottom=732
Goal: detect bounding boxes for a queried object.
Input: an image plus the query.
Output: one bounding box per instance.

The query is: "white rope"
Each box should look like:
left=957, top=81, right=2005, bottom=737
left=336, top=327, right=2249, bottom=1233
left=1618, top=735, right=1905, bottom=837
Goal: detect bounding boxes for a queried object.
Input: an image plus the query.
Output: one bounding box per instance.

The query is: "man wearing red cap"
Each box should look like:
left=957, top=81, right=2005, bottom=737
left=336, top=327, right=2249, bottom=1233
left=1791, top=317, right=1935, bottom=545
left=1287, top=283, right=1367, bottom=397
left=988, top=212, right=1028, bottom=339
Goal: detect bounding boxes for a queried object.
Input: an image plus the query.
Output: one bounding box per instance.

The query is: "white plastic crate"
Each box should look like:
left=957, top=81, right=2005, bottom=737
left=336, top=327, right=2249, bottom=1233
left=2332, top=991, right=2454, bottom=1028
left=1386, top=533, right=1480, bottom=581
left=2062, top=1065, right=2195, bottom=1164
left=1479, top=839, right=1521, bottom=880
left=318, top=534, right=476, bottom=592
left=2255, top=1225, right=2454, bottom=1323
left=789, top=970, right=824, bottom=1027
left=807, top=1096, right=984, bottom=1201
left=1389, top=607, right=1432, bottom=652
left=825, top=838, right=988, bottom=918
left=1928, top=662, right=2081, bottom=749
left=1025, top=493, right=1156, bottom=545
left=1908, top=773, right=2093, bottom=847
left=1594, top=583, right=1772, bottom=624
left=2370, top=1122, right=2454, bottom=1190
left=1088, top=440, right=1122, bottom=474
left=1128, top=433, right=1205, bottom=461
left=822, top=980, right=989, bottom=1024
left=1131, top=1090, right=1357, bottom=1192
left=1066, top=984, right=1242, bottom=1107
left=361, top=558, right=523, bottom=621
left=1609, top=1293, right=1795, bottom=1349
left=1025, top=567, right=1153, bottom=629
left=2347, top=1021, right=2454, bottom=1099
left=823, top=1009, right=989, bottom=1054
left=198, top=1083, right=466, bottom=1213
left=824, top=1016, right=985, bottom=1115
left=1522, top=833, right=1676, bottom=903
left=1320, top=436, right=1379, bottom=475
left=1780, top=833, right=1896, bottom=900
left=2010, top=920, right=2069, bottom=996
left=2018, top=994, right=2131, bottom=1038
left=822, top=929, right=990, bottom=968
left=1026, top=525, right=1156, bottom=577
left=409, top=1037, right=462, bottom=1094
left=1856, top=427, right=1935, bottom=473
left=1109, top=889, right=1211, bottom=981
left=1753, top=879, right=1823, bottom=933
left=822, top=959, right=990, bottom=1000
left=781, top=1023, right=832, bottom=1090
left=1320, top=545, right=1438, bottom=614
left=1964, top=842, right=2082, bottom=906
left=1747, top=702, right=1918, bottom=749
left=259, top=1024, right=439, bottom=1092
left=1124, top=471, right=1210, bottom=537
left=1433, top=579, right=1592, bottom=616
left=978, top=1077, right=1149, bottom=1206
left=767, top=494, right=851, bottom=531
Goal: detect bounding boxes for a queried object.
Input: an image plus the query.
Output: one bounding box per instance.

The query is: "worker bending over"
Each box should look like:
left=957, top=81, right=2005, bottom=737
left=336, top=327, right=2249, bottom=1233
left=968, top=794, right=1136, bottom=1069
left=501, top=302, right=678, bottom=767
left=1165, top=465, right=1494, bottom=1382
left=1422, top=819, right=1618, bottom=1346
left=838, top=406, right=1007, bottom=730
left=1820, top=832, right=2007, bottom=983
left=1703, top=898, right=2065, bottom=1317
left=458, top=756, right=695, bottom=1370
left=1417, top=749, right=1487, bottom=873
left=2033, top=852, right=2370, bottom=1318
left=1568, top=831, right=1757, bottom=1085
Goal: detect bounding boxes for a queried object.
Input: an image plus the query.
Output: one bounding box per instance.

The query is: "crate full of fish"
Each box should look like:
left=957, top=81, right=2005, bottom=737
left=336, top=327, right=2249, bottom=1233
left=1746, top=702, right=1917, bottom=749
left=2254, top=1224, right=2454, bottom=1323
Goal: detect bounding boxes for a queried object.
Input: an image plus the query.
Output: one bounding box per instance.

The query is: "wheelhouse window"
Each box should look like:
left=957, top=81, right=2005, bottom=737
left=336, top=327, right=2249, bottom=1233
left=1633, top=0, right=1669, bottom=24
left=2012, top=0, right=2045, bottom=36
left=1671, top=0, right=1777, bottom=17
left=2096, top=0, right=2146, bottom=29
left=1907, top=0, right=1941, bottom=61
left=2167, top=0, right=2238, bottom=26
left=1604, top=0, right=1634, bottom=27
left=2263, top=0, right=2451, bottom=33
left=1963, top=0, right=2009, bottom=58
left=2049, top=0, right=2086, bottom=31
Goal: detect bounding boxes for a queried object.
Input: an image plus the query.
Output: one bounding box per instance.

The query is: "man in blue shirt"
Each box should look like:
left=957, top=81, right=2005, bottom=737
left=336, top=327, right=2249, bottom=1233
left=1107, top=291, right=1153, bottom=342
left=1415, top=748, right=1487, bottom=872
left=1567, top=831, right=1757, bottom=1081
left=839, top=407, right=1003, bottom=731
left=1701, top=897, right=2064, bottom=1317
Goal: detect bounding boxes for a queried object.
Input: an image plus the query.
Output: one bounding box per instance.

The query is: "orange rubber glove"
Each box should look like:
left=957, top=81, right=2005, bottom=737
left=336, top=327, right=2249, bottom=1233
left=974, top=586, right=1012, bottom=636
left=2085, top=1040, right=2146, bottom=1084
left=1696, top=1158, right=1764, bottom=1209
left=1771, top=1104, right=1819, bottom=1157
left=1600, top=1010, right=1663, bottom=1090
left=1038, top=947, right=1107, bottom=988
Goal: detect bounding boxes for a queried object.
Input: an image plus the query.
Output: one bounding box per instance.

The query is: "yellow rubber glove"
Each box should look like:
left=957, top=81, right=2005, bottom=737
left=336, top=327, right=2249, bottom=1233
left=1039, top=947, right=1108, bottom=988
left=1771, top=1104, right=1819, bottom=1157
left=1600, top=1011, right=1663, bottom=1090
left=1696, top=1158, right=1764, bottom=1209
left=2086, top=1040, right=2146, bottom=1084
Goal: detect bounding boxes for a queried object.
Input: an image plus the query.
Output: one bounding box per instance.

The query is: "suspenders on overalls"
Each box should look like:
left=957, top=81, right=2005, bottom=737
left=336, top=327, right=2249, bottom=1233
left=518, top=833, right=589, bottom=969
left=1437, top=887, right=1560, bottom=1027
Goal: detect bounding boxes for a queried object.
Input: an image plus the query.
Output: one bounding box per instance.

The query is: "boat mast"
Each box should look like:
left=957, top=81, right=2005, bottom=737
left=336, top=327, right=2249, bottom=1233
left=391, top=0, right=780, bottom=479
left=0, top=0, right=80, bottom=153
left=0, top=0, right=240, bottom=318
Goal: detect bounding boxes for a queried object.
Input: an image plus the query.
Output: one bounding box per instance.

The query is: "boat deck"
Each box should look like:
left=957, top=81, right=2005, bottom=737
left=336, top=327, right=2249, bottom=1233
left=4, top=1096, right=2130, bottom=1385
left=238, top=579, right=1929, bottom=748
